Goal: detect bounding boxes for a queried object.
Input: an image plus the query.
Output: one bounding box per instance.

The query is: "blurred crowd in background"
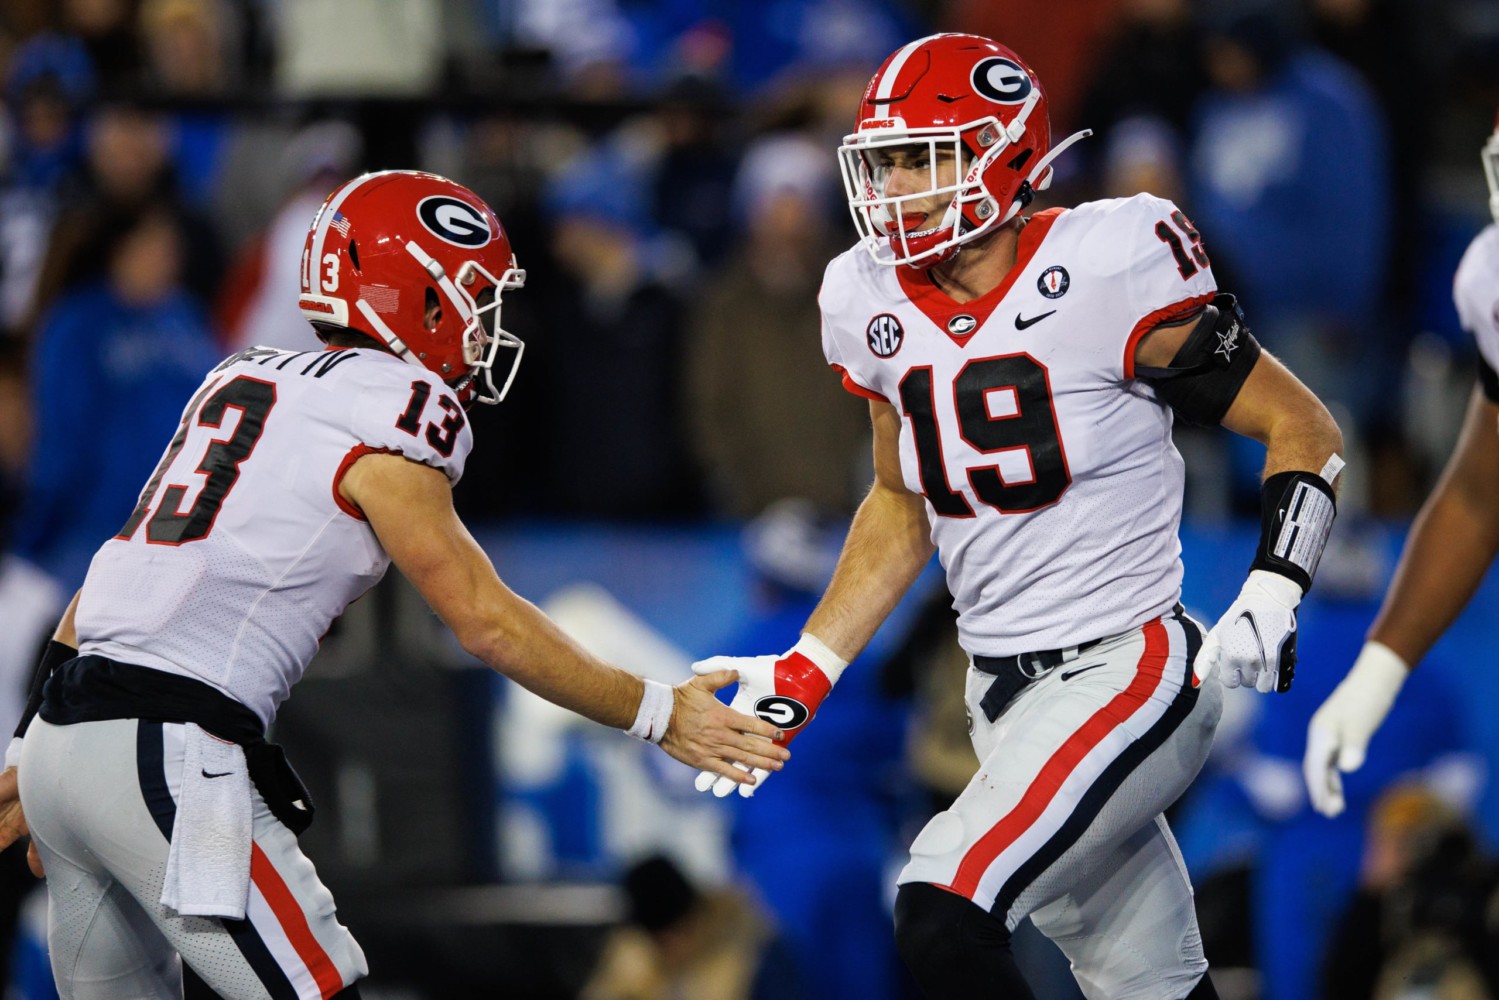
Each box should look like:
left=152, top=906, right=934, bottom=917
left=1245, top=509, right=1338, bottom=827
left=1, top=0, right=1499, bottom=998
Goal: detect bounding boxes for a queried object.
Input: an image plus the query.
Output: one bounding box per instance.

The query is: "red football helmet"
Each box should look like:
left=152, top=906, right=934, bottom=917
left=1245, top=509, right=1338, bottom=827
left=298, top=170, right=526, bottom=404
left=1485, top=108, right=1499, bottom=221
left=838, top=33, right=1089, bottom=269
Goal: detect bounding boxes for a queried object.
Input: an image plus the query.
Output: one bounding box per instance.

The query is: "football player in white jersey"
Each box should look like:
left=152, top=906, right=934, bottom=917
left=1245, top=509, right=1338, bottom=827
left=688, top=34, right=1345, bottom=1000
left=1304, top=115, right=1499, bottom=819
left=0, top=170, right=788, bottom=999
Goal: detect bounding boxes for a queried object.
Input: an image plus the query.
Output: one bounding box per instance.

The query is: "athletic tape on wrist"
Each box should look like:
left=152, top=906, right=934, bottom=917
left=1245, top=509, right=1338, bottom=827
left=626, top=679, right=675, bottom=744
left=793, top=633, right=849, bottom=684
left=1252, top=470, right=1337, bottom=594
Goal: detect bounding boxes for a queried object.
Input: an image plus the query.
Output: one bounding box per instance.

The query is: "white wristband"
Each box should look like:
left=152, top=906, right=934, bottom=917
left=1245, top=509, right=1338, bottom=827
left=793, top=633, right=849, bottom=684
left=626, top=678, right=675, bottom=744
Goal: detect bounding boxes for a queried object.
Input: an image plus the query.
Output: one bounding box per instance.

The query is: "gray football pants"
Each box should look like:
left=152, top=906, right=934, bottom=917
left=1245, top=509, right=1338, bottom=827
left=898, top=608, right=1223, bottom=1000
left=20, top=717, right=367, bottom=999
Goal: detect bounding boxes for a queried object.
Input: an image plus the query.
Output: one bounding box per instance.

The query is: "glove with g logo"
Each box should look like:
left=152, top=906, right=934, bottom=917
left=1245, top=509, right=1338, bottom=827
left=691, top=634, right=848, bottom=798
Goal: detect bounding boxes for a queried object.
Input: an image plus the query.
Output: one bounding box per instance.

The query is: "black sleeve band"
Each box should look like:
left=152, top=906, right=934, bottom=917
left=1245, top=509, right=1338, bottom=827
left=1137, top=292, right=1263, bottom=426
left=1251, top=471, right=1337, bottom=594
left=1479, top=353, right=1499, bottom=404
left=15, top=640, right=77, bottom=740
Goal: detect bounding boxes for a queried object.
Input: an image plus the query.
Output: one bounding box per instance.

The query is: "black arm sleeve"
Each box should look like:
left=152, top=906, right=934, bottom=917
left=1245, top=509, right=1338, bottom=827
left=1137, top=292, right=1263, bottom=426
left=15, top=639, right=77, bottom=740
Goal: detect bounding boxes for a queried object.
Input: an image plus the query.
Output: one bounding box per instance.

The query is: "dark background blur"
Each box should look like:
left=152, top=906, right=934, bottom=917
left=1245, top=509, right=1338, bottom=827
left=1, top=0, right=1498, bottom=998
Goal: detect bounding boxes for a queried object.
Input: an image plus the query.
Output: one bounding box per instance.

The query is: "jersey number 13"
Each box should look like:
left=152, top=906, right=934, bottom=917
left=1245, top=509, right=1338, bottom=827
left=116, top=375, right=278, bottom=545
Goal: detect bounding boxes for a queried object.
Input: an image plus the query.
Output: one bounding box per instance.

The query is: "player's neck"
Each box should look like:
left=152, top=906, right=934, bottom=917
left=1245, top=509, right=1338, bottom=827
left=926, top=220, right=1022, bottom=304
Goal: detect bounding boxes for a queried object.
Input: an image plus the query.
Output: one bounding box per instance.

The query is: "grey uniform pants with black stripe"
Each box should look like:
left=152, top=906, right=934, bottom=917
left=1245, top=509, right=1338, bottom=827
left=898, top=608, right=1223, bottom=1000
left=20, top=717, right=367, bottom=999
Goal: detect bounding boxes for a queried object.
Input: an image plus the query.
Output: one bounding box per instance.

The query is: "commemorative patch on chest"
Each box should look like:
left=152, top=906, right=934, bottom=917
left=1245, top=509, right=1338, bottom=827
left=1038, top=266, right=1070, bottom=298
left=867, top=313, right=904, bottom=358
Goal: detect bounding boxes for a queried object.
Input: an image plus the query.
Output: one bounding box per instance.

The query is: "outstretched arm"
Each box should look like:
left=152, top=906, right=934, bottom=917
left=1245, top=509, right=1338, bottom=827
left=805, top=400, right=937, bottom=660
left=691, top=400, right=936, bottom=798
left=1367, top=386, right=1499, bottom=663
left=1305, top=385, right=1499, bottom=816
left=341, top=453, right=788, bottom=787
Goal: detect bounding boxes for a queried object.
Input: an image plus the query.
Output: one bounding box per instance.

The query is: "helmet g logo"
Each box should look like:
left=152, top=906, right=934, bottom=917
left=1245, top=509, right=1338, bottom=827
left=417, top=195, right=492, bottom=248
left=754, top=695, right=811, bottom=730
left=972, top=57, right=1032, bottom=104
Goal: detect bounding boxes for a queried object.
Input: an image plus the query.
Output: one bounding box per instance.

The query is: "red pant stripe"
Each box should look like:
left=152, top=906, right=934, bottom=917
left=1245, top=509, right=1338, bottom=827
left=250, top=843, right=345, bottom=998
left=945, top=618, right=1171, bottom=898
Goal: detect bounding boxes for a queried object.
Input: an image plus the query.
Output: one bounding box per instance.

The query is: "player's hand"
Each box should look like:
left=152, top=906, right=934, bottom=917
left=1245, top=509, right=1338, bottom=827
left=1197, top=570, right=1302, bottom=693
left=657, top=670, right=791, bottom=790
left=1303, top=642, right=1410, bottom=817
left=690, top=634, right=848, bottom=799
left=0, top=768, right=42, bottom=878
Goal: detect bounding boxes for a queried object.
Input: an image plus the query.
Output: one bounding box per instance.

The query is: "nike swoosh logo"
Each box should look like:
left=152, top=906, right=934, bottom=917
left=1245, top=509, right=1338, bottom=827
left=1014, top=310, right=1056, bottom=330
left=201, top=770, right=232, bottom=779
left=1059, top=662, right=1105, bottom=682
left=1235, top=610, right=1268, bottom=671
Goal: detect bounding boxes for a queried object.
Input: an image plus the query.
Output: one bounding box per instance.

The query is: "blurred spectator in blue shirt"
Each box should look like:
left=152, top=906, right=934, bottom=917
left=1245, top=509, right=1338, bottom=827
left=13, top=203, right=221, bottom=589
left=30, top=100, right=226, bottom=329
left=0, top=33, right=93, bottom=331
left=138, top=0, right=245, bottom=210
left=1187, top=0, right=1391, bottom=504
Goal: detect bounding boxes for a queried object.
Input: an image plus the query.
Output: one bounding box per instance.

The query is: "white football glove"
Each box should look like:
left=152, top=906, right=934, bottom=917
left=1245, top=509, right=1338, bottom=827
left=690, top=634, right=847, bottom=799
left=1303, top=641, right=1409, bottom=817
left=1197, top=570, right=1302, bottom=693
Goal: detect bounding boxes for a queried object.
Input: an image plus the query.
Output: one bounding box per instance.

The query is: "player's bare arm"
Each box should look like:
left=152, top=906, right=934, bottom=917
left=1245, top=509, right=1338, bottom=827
left=689, top=400, right=934, bottom=798
left=341, top=450, right=789, bottom=785
left=1304, top=386, right=1499, bottom=816
left=805, top=401, right=936, bottom=661
left=1306, top=136, right=1499, bottom=819
left=1365, top=386, right=1499, bottom=664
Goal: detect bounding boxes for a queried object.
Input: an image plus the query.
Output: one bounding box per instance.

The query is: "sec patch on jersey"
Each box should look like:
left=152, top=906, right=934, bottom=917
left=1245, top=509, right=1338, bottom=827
left=867, top=313, right=904, bottom=358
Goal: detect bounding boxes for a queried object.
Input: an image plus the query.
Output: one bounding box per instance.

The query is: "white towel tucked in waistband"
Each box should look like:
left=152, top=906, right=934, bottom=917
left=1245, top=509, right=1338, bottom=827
left=161, top=723, right=253, bottom=919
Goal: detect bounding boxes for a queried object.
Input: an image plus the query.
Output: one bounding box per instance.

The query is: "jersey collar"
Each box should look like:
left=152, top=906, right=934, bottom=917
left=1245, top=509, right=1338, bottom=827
left=896, top=208, right=1065, bottom=346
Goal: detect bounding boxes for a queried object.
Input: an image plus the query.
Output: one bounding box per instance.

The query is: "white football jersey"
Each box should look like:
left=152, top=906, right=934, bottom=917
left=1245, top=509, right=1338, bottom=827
left=75, top=347, right=472, bottom=727
left=821, top=194, right=1218, bottom=656
left=1454, top=223, right=1499, bottom=381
